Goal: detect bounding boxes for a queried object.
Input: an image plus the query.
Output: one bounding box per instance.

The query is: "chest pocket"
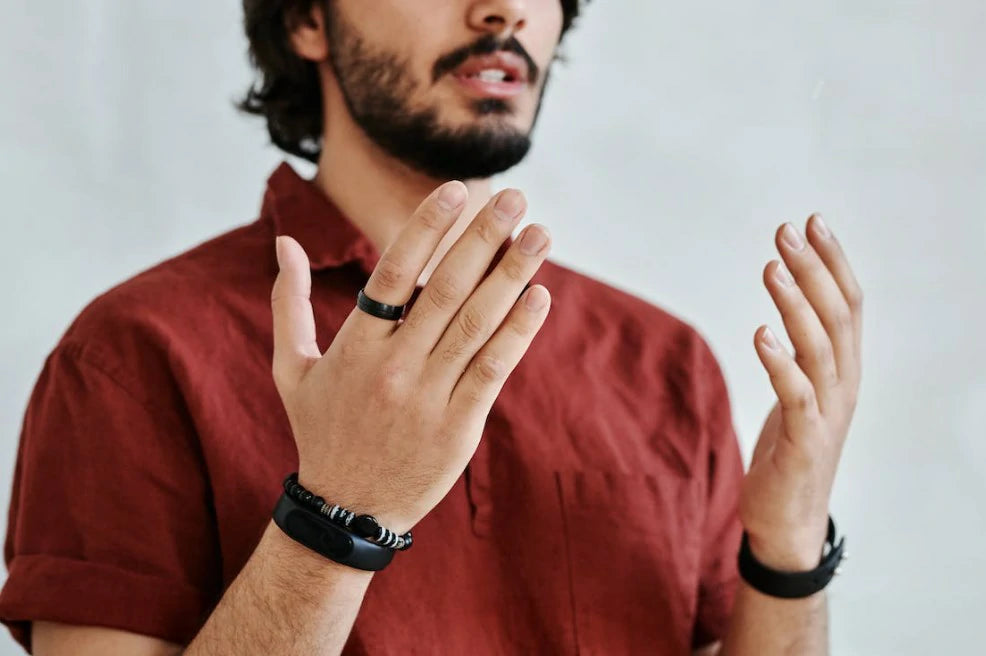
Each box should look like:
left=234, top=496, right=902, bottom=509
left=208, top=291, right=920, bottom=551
left=554, top=467, right=704, bottom=655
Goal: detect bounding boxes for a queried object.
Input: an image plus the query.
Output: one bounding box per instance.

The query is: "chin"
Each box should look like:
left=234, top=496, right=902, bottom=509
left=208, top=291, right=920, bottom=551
left=447, top=104, right=533, bottom=132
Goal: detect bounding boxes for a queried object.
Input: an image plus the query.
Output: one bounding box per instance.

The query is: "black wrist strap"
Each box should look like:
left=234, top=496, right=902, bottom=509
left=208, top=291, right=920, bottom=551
left=737, top=516, right=846, bottom=599
left=272, top=493, right=395, bottom=571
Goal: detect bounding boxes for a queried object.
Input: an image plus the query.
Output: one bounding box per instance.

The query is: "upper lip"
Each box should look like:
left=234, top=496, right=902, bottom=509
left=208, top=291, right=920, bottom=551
left=452, top=52, right=528, bottom=83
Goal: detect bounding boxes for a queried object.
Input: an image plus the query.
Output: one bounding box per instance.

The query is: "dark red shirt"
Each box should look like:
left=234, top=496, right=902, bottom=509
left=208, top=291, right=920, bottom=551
left=0, top=162, right=743, bottom=654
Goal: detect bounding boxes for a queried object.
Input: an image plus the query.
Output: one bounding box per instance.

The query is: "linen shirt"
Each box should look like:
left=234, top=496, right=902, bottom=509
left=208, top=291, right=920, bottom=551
left=0, top=162, right=744, bottom=654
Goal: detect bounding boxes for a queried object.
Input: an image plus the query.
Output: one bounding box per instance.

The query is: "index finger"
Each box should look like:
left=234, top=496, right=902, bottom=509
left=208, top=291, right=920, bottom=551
left=271, top=235, right=321, bottom=390
left=353, top=180, right=467, bottom=340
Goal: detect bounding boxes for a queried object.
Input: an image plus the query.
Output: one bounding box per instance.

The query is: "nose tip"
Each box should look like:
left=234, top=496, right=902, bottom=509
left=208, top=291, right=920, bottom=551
left=468, top=1, right=527, bottom=36
left=481, top=13, right=526, bottom=31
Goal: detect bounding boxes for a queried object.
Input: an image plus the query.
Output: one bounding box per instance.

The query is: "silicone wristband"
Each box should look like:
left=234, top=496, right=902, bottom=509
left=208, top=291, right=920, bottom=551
left=737, top=516, right=846, bottom=599
left=272, top=493, right=396, bottom=571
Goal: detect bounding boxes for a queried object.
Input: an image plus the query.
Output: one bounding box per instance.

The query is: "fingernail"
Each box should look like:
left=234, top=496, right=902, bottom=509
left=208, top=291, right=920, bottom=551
left=494, top=189, right=525, bottom=221
left=762, top=327, right=780, bottom=350
left=774, top=262, right=794, bottom=286
left=525, top=285, right=548, bottom=310
left=437, top=181, right=466, bottom=209
left=782, top=223, right=805, bottom=251
left=812, top=213, right=830, bottom=238
left=275, top=236, right=285, bottom=269
left=519, top=226, right=548, bottom=255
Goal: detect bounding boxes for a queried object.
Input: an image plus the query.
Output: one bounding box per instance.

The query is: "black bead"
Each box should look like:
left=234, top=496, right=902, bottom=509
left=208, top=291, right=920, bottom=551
left=352, top=514, right=380, bottom=538
left=312, top=496, right=325, bottom=510
left=283, top=472, right=297, bottom=489
left=300, top=491, right=314, bottom=504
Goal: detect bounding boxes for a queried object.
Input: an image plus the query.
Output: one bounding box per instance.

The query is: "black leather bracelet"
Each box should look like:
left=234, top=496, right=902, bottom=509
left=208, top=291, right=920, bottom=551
left=272, top=493, right=396, bottom=571
left=737, top=516, right=846, bottom=599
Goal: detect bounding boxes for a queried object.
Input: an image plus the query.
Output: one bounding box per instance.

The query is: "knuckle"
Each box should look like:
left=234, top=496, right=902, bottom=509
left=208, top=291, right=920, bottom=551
left=438, top=338, right=469, bottom=366
left=424, top=274, right=460, bottom=310
left=472, top=354, right=507, bottom=385
left=373, top=362, right=411, bottom=401
left=797, top=338, right=832, bottom=366
left=373, top=257, right=406, bottom=292
left=833, top=307, right=853, bottom=334
left=417, top=204, right=447, bottom=232
left=335, top=338, right=363, bottom=365
left=507, top=315, right=532, bottom=338
left=474, top=218, right=501, bottom=246
left=847, top=285, right=864, bottom=310
left=794, top=387, right=816, bottom=412
left=813, top=338, right=834, bottom=363
left=455, top=305, right=488, bottom=341
left=461, top=386, right=485, bottom=405
left=499, top=254, right=527, bottom=282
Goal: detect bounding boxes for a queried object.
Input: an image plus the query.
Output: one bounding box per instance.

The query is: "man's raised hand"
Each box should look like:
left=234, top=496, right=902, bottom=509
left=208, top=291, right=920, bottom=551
left=270, top=181, right=551, bottom=534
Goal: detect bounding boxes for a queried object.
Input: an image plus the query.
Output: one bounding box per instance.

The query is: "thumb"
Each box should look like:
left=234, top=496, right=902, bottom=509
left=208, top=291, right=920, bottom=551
left=271, top=235, right=321, bottom=391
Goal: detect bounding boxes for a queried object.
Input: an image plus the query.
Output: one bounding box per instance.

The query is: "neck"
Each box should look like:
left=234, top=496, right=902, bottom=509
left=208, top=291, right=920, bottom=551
left=311, top=105, right=494, bottom=286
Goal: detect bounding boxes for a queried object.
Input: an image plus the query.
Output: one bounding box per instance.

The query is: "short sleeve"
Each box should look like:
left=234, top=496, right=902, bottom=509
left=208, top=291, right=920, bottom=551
left=690, top=335, right=745, bottom=649
left=0, top=342, right=222, bottom=653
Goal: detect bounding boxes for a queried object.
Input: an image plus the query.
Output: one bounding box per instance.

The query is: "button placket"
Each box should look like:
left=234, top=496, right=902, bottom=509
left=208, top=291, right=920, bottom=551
left=465, top=418, right=495, bottom=538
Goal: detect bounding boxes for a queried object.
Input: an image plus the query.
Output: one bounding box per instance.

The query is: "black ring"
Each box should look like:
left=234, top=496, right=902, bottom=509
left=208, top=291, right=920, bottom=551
left=356, top=288, right=406, bottom=321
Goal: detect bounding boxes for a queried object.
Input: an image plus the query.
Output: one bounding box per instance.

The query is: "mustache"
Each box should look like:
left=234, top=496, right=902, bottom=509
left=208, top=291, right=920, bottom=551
left=431, top=33, right=540, bottom=86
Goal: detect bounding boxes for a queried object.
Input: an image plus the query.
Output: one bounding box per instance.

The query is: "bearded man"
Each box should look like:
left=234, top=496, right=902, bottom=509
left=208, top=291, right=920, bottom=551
left=0, top=1, right=863, bottom=654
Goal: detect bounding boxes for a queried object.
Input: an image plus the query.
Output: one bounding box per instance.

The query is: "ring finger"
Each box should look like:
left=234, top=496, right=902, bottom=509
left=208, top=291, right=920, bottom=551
left=347, top=181, right=467, bottom=341
left=397, top=189, right=527, bottom=352
left=426, top=223, right=551, bottom=387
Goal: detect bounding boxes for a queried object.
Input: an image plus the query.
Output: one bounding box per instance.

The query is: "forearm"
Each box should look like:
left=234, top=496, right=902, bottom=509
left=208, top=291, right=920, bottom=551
left=718, top=581, right=827, bottom=655
left=719, top=540, right=829, bottom=656
left=184, top=520, right=373, bottom=655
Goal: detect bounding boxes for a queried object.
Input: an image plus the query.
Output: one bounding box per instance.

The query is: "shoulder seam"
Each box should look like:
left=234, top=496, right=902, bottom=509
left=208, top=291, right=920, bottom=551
left=54, top=341, right=190, bottom=437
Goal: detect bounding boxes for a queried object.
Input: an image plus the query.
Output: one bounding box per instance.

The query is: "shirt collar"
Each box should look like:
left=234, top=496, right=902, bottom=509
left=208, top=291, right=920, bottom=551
left=261, top=160, right=516, bottom=278
left=261, top=161, right=381, bottom=275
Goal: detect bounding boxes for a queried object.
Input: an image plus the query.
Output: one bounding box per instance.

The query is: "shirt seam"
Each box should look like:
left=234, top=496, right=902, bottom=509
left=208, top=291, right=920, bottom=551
left=50, top=340, right=218, bottom=511
left=554, top=471, right=581, bottom=656
left=56, top=340, right=191, bottom=437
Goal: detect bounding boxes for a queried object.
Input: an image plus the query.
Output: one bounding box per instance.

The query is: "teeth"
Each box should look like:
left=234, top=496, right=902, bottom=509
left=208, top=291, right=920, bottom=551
left=476, top=69, right=507, bottom=82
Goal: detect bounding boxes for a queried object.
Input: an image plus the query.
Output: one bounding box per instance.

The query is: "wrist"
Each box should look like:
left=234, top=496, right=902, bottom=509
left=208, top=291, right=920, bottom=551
left=745, top=535, right=822, bottom=571
left=294, top=468, right=416, bottom=535
left=263, top=519, right=376, bottom=585
left=738, top=515, right=846, bottom=600
left=745, top=518, right=830, bottom=571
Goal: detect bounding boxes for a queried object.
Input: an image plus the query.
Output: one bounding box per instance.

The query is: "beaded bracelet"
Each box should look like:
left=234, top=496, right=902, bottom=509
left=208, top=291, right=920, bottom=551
left=282, top=473, right=413, bottom=551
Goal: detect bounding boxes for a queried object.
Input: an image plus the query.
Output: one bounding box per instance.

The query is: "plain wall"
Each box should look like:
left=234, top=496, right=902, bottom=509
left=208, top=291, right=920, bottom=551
left=2, top=1, right=984, bottom=654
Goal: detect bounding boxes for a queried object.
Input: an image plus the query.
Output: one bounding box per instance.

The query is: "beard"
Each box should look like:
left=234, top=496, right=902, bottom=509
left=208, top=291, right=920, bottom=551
left=325, top=6, right=550, bottom=180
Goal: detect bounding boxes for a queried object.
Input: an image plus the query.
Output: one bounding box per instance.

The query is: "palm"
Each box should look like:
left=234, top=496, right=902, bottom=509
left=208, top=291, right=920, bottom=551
left=739, top=402, right=793, bottom=531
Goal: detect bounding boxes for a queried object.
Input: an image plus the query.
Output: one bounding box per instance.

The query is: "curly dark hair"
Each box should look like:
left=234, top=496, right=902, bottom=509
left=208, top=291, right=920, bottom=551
left=238, top=1, right=586, bottom=162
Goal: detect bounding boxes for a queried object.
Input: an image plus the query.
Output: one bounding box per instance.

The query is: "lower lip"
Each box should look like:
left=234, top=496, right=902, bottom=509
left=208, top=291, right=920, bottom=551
left=453, top=74, right=526, bottom=99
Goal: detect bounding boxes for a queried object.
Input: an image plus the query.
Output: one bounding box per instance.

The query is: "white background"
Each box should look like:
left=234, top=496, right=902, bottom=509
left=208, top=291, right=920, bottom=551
left=2, top=1, right=984, bottom=654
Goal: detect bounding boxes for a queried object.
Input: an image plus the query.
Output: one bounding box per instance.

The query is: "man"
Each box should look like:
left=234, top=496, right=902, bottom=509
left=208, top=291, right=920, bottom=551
left=0, top=0, right=864, bottom=654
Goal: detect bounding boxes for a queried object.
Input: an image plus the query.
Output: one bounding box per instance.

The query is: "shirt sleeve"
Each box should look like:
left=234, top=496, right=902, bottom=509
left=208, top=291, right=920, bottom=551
left=0, top=341, right=222, bottom=653
left=690, top=333, right=746, bottom=649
